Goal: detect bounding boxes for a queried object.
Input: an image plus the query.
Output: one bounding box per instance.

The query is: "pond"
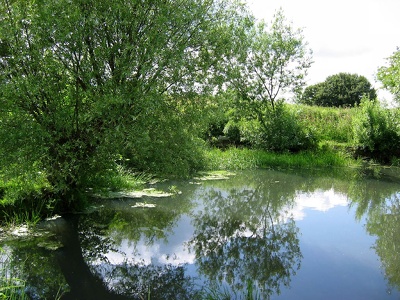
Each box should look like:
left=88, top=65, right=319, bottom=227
left=1, top=168, right=400, bottom=299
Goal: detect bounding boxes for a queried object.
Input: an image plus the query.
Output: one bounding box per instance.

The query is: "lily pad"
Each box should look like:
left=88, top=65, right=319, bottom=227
left=10, top=225, right=29, bottom=237
left=193, top=171, right=236, bottom=181
left=131, top=202, right=156, bottom=208
left=99, top=188, right=174, bottom=199
left=37, top=240, right=64, bottom=251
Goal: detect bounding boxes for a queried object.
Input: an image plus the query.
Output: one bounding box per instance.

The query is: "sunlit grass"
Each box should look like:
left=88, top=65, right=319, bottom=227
left=203, top=147, right=359, bottom=171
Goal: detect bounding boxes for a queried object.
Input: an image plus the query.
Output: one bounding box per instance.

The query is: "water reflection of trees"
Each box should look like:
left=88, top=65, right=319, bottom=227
left=105, top=261, right=202, bottom=299
left=0, top=187, right=199, bottom=299
left=368, top=194, right=400, bottom=290
left=349, top=176, right=400, bottom=292
left=3, top=168, right=400, bottom=299
left=75, top=205, right=203, bottom=300
left=1, top=241, right=68, bottom=299
left=189, top=178, right=302, bottom=299
left=2, top=211, right=202, bottom=299
left=59, top=192, right=201, bottom=299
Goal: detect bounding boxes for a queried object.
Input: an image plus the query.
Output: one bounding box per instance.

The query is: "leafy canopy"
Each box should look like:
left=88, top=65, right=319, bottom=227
left=223, top=9, right=314, bottom=152
left=0, top=0, right=248, bottom=208
left=377, top=47, right=400, bottom=104
left=228, top=8, right=313, bottom=112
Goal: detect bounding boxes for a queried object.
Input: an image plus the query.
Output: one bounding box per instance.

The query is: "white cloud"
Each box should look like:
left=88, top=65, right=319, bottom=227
left=247, top=0, right=400, bottom=102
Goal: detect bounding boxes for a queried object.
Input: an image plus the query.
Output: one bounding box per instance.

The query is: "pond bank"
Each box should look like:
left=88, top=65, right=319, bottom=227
left=1, top=147, right=399, bottom=227
left=203, top=147, right=358, bottom=170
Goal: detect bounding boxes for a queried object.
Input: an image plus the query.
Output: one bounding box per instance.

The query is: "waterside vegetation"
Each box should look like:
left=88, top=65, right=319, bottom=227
left=1, top=0, right=400, bottom=226
left=2, top=99, right=400, bottom=226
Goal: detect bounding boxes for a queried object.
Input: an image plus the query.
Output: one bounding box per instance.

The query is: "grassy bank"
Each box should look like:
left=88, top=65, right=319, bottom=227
left=203, top=147, right=359, bottom=171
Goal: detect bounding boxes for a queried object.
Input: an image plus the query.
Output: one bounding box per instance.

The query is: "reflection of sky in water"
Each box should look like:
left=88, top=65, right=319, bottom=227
left=290, top=188, right=348, bottom=220
left=276, top=203, right=396, bottom=300
left=104, top=187, right=400, bottom=299
left=105, top=214, right=196, bottom=266
left=108, top=188, right=350, bottom=266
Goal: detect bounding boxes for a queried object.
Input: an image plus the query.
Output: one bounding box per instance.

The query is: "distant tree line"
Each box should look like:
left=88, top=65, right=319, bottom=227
left=299, top=73, right=377, bottom=107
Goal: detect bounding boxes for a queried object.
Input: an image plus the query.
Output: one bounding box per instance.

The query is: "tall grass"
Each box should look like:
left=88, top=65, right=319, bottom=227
left=204, top=147, right=357, bottom=171
left=201, top=280, right=261, bottom=300
left=292, top=105, right=355, bottom=144
left=0, top=249, right=28, bottom=300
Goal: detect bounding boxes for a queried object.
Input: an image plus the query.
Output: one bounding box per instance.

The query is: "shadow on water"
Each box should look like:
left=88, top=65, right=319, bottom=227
left=49, top=214, right=130, bottom=300
left=1, top=167, right=400, bottom=299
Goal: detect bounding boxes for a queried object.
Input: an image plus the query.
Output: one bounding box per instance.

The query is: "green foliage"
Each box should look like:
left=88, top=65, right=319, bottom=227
left=228, top=8, right=312, bottom=110
left=236, top=102, right=317, bottom=152
left=124, top=97, right=207, bottom=178
left=204, top=147, right=355, bottom=170
left=0, top=249, right=28, bottom=300
left=0, top=0, right=248, bottom=212
left=300, top=73, right=377, bottom=107
left=257, top=102, right=317, bottom=152
left=222, top=9, right=313, bottom=153
left=223, top=120, right=242, bottom=145
left=294, top=105, right=355, bottom=143
left=202, top=94, right=232, bottom=142
left=353, top=99, right=400, bottom=163
left=298, top=82, right=325, bottom=106
left=377, top=47, right=400, bottom=103
left=0, top=170, right=56, bottom=224
left=86, top=165, right=148, bottom=195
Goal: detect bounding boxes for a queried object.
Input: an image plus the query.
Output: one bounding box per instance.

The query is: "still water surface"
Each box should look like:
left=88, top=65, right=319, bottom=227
left=1, top=168, right=400, bottom=299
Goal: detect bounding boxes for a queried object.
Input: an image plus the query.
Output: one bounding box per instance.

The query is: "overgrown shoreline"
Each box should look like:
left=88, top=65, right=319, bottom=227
left=203, top=146, right=358, bottom=170
left=2, top=99, right=400, bottom=226
left=0, top=145, right=389, bottom=227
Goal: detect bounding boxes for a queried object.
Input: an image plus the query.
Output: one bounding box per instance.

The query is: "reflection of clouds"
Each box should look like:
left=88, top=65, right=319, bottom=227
left=101, top=188, right=349, bottom=268
left=105, top=237, right=195, bottom=267
left=289, top=188, right=348, bottom=221
left=159, top=246, right=195, bottom=265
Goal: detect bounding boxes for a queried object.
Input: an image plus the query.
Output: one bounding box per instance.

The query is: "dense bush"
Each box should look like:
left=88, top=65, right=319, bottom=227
left=124, top=98, right=207, bottom=178
left=200, top=97, right=224, bottom=139
left=127, top=130, right=205, bottom=178
left=223, top=120, right=242, bottom=145
left=238, top=102, right=317, bottom=152
left=353, top=99, right=400, bottom=163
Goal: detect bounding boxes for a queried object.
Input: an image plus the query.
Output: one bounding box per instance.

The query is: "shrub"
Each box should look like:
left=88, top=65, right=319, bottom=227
left=235, top=102, right=317, bottom=152
left=223, top=120, right=244, bottom=146
left=256, top=102, right=317, bottom=152
left=353, top=99, right=400, bottom=163
left=236, top=119, right=262, bottom=148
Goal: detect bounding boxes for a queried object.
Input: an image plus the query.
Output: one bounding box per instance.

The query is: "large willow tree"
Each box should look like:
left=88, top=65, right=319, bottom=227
left=0, top=0, right=250, bottom=209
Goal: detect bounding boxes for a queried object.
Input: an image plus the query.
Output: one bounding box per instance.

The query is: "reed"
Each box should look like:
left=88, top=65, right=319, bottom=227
left=0, top=249, right=28, bottom=300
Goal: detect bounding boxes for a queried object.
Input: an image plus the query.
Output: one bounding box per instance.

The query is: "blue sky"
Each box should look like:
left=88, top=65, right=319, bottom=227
left=247, top=0, right=400, bottom=103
